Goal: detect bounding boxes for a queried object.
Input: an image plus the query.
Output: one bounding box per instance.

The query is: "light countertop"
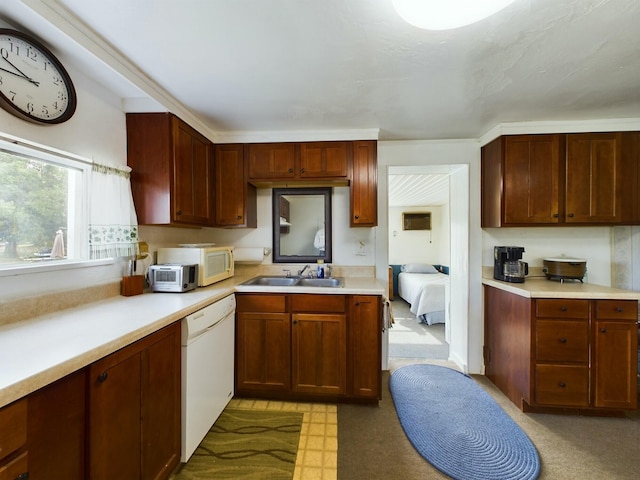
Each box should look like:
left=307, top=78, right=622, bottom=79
left=482, top=274, right=640, bottom=300
left=0, top=275, right=385, bottom=409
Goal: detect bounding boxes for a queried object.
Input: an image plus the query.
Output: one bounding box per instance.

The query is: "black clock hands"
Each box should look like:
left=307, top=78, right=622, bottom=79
left=0, top=56, right=40, bottom=86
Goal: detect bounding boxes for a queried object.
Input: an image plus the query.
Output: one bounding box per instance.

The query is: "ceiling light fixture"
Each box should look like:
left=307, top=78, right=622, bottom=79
left=392, top=0, right=517, bottom=30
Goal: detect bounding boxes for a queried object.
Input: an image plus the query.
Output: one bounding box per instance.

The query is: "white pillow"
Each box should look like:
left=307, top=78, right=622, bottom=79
left=401, top=263, right=438, bottom=274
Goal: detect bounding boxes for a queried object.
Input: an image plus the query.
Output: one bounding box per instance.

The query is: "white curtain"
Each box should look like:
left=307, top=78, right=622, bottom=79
left=88, top=162, right=139, bottom=259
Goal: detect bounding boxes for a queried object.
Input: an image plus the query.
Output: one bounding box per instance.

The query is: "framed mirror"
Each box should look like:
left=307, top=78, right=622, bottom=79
left=273, top=187, right=332, bottom=263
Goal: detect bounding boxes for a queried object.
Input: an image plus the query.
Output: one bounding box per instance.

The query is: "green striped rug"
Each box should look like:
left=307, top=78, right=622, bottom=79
left=172, top=409, right=303, bottom=480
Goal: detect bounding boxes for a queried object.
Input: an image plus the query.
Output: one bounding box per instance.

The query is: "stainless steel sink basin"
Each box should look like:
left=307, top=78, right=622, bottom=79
left=296, top=277, right=343, bottom=287
left=241, top=276, right=301, bottom=286
left=240, top=275, right=343, bottom=288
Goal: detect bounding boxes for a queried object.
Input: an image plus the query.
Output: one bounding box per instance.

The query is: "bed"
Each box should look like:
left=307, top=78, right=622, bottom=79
left=391, top=263, right=450, bottom=325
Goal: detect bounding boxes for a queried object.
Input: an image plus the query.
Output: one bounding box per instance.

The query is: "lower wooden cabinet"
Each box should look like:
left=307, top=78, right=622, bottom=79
left=484, top=285, right=638, bottom=414
left=236, top=293, right=381, bottom=402
left=0, top=322, right=181, bottom=480
left=89, top=322, right=180, bottom=480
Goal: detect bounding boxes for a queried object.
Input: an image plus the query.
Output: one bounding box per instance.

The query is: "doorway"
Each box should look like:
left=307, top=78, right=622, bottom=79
left=387, top=166, right=452, bottom=365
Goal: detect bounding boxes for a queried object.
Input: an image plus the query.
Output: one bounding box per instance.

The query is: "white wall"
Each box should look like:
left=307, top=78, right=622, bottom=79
left=483, top=227, right=612, bottom=286
left=0, top=58, right=132, bottom=300
left=388, top=205, right=450, bottom=266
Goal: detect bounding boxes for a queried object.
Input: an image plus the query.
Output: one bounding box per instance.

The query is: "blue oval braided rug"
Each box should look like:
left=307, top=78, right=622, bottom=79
left=390, top=364, right=540, bottom=480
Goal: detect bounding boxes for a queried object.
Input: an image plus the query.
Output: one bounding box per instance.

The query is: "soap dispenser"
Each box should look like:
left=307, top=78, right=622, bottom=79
left=317, top=259, right=324, bottom=278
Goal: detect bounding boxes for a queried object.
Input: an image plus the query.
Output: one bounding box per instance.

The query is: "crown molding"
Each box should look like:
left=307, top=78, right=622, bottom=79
left=479, top=118, right=640, bottom=146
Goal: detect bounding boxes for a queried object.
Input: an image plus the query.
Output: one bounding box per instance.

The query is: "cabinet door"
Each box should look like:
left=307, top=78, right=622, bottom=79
left=236, top=312, right=291, bottom=392
left=141, top=323, right=181, bottom=480
left=247, top=143, right=296, bottom=180
left=173, top=119, right=213, bottom=225
left=214, top=144, right=257, bottom=227
left=292, top=313, right=346, bottom=396
left=27, top=370, right=86, bottom=480
left=350, top=140, right=377, bottom=227
left=566, top=133, right=622, bottom=224
left=593, top=320, right=638, bottom=409
left=503, top=135, right=560, bottom=224
left=349, top=296, right=381, bottom=399
left=88, top=347, right=142, bottom=480
left=299, top=142, right=349, bottom=179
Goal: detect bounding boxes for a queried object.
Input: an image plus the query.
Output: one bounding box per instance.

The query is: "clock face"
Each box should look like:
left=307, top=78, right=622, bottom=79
left=0, top=29, right=76, bottom=124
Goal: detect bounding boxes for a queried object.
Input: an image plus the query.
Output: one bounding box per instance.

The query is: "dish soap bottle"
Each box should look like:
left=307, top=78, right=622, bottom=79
left=317, top=259, right=324, bottom=278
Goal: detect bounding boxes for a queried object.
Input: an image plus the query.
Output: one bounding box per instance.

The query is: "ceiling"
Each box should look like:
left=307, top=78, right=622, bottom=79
left=2, top=0, right=639, bottom=143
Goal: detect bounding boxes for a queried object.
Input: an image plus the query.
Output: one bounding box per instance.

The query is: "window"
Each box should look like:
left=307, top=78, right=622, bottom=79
left=0, top=135, right=89, bottom=270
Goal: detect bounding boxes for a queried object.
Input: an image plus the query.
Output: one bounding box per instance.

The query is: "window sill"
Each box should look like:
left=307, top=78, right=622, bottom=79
left=0, top=258, right=114, bottom=277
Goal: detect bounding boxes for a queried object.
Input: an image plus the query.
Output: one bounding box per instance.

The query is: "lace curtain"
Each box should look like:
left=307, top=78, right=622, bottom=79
left=88, top=162, right=139, bottom=259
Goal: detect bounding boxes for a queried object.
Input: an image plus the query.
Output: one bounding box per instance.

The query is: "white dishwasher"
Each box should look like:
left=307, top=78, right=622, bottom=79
left=181, top=293, right=236, bottom=462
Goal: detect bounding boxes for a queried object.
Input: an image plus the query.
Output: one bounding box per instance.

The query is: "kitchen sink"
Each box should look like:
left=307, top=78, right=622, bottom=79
left=240, top=275, right=343, bottom=288
left=296, top=278, right=343, bottom=287
left=241, top=276, right=301, bottom=286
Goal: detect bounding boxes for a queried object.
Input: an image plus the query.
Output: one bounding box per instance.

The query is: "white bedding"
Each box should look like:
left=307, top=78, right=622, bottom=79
left=398, top=272, right=449, bottom=325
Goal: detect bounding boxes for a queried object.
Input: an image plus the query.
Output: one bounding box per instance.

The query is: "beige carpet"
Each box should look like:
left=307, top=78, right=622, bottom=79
left=339, top=367, right=640, bottom=480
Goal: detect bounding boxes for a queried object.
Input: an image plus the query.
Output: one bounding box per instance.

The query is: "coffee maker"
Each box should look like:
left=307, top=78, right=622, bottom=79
left=494, top=246, right=528, bottom=283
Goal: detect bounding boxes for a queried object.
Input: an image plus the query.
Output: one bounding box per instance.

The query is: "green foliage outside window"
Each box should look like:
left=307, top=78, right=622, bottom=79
left=0, top=150, right=68, bottom=263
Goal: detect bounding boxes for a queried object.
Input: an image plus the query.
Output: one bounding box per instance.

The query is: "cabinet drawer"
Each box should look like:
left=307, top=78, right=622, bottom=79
left=595, top=300, right=638, bottom=320
left=536, top=320, right=589, bottom=363
left=0, top=398, right=27, bottom=462
left=536, top=299, right=589, bottom=319
left=291, top=294, right=346, bottom=313
left=236, top=294, right=287, bottom=313
left=535, top=365, right=589, bottom=407
left=0, top=451, right=28, bottom=480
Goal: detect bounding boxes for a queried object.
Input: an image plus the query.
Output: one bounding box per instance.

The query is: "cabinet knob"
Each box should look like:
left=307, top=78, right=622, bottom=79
left=559, top=382, right=567, bottom=388
left=16, top=473, right=29, bottom=480
left=97, top=372, right=108, bottom=383
left=568, top=213, right=575, bottom=218
left=237, top=215, right=243, bottom=220
left=300, top=168, right=305, bottom=173
left=292, top=320, right=298, bottom=325
left=560, top=306, right=568, bottom=312
left=616, top=307, right=623, bottom=313
left=288, top=168, right=294, bottom=173
left=553, top=213, right=559, bottom=218
left=176, top=210, right=182, bottom=216
left=599, top=328, right=607, bottom=333
left=355, top=302, right=360, bottom=306
left=354, top=215, right=360, bottom=219
left=559, top=337, right=567, bottom=344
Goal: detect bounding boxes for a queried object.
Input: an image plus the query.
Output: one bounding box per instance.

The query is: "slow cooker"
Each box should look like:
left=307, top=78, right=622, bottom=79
left=543, top=258, right=587, bottom=282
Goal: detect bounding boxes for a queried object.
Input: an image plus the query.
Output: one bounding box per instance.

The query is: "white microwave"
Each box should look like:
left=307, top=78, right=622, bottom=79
left=157, top=246, right=234, bottom=286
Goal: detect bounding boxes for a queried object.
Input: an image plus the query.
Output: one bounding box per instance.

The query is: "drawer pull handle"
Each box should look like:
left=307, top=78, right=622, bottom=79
left=559, top=382, right=567, bottom=388
left=559, top=337, right=567, bottom=344
left=615, top=307, right=623, bottom=313
left=599, top=328, right=607, bottom=333
left=560, top=306, right=568, bottom=312
left=97, top=372, right=108, bottom=383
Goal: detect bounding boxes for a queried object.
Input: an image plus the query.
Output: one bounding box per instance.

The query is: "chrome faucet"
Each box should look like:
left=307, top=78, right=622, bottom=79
left=297, top=264, right=310, bottom=277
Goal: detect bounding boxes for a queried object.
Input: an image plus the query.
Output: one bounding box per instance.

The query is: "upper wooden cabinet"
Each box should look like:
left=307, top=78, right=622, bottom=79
left=350, top=140, right=378, bottom=227
left=214, top=144, right=257, bottom=228
left=299, top=142, right=349, bottom=179
left=127, top=113, right=213, bottom=226
left=481, top=132, right=640, bottom=227
left=247, top=141, right=350, bottom=183
left=247, top=143, right=296, bottom=180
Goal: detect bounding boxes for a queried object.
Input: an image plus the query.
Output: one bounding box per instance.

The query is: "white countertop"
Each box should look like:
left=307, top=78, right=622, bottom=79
left=0, top=276, right=384, bottom=408
left=482, top=275, right=640, bottom=300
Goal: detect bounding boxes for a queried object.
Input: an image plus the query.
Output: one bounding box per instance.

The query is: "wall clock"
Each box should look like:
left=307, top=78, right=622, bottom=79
left=0, top=28, right=77, bottom=124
